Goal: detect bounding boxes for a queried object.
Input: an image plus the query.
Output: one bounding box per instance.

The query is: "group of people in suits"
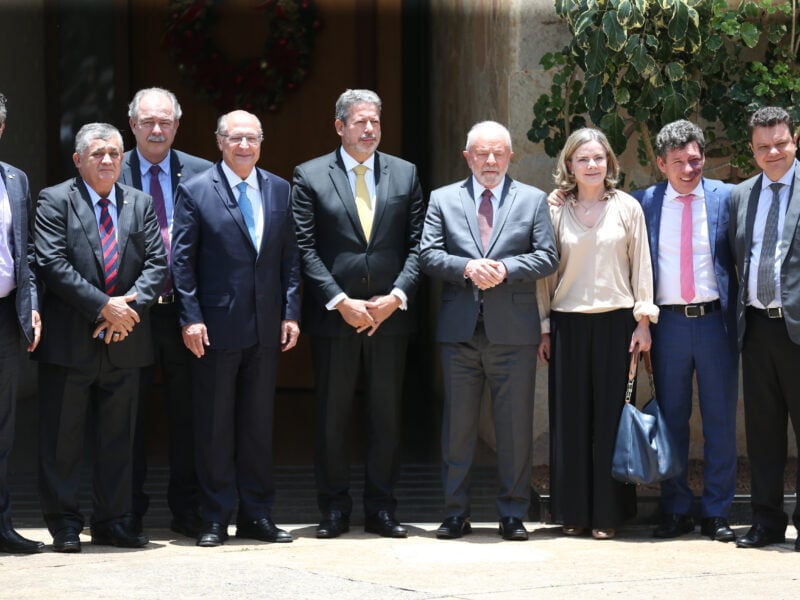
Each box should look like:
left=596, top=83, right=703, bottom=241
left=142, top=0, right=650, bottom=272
left=1, top=84, right=799, bottom=555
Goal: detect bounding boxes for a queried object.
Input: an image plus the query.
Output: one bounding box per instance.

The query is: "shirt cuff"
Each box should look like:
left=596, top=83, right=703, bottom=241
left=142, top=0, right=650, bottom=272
left=391, top=288, right=408, bottom=311
left=326, top=292, right=348, bottom=311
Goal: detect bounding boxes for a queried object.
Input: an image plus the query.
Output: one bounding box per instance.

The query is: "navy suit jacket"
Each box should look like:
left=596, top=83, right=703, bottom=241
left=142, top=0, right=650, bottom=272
left=729, top=162, right=800, bottom=347
left=0, top=161, right=37, bottom=344
left=171, top=163, right=301, bottom=350
left=291, top=149, right=424, bottom=337
left=34, top=178, right=167, bottom=369
left=634, top=178, right=738, bottom=352
left=420, top=176, right=559, bottom=345
left=120, top=148, right=212, bottom=195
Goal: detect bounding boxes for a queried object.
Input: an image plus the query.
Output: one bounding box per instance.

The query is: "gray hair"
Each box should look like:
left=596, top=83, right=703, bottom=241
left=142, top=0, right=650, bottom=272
left=335, top=89, right=382, bottom=123
left=465, top=121, right=512, bottom=152
left=215, top=110, right=263, bottom=136
left=553, top=128, right=620, bottom=192
left=74, top=123, right=123, bottom=154
left=0, top=93, right=7, bottom=125
left=748, top=106, right=793, bottom=140
left=128, top=87, right=183, bottom=121
left=655, top=120, right=705, bottom=159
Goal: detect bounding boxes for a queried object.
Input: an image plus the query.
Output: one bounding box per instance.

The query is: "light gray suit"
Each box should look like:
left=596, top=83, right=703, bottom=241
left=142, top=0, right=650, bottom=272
left=420, top=175, right=558, bottom=518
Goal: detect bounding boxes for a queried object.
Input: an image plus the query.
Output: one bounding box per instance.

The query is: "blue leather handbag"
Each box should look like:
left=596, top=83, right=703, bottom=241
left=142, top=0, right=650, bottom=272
left=612, top=350, right=681, bottom=485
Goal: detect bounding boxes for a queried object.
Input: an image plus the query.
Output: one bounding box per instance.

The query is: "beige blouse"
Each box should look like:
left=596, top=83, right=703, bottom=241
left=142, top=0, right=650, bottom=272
left=537, top=189, right=659, bottom=334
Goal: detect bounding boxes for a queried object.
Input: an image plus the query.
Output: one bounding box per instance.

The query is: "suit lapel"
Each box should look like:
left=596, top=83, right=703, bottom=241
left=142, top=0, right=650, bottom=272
left=485, top=177, right=514, bottom=254
left=328, top=151, right=366, bottom=243
left=255, top=168, right=272, bottom=259
left=169, top=150, right=183, bottom=191
left=370, top=153, right=390, bottom=243
left=703, top=179, right=721, bottom=265
left=125, top=151, right=143, bottom=189
left=743, top=175, right=762, bottom=269
left=780, top=166, right=800, bottom=265
left=115, top=184, right=133, bottom=260
left=2, top=165, right=25, bottom=268
left=459, top=178, right=483, bottom=253
left=643, top=185, right=665, bottom=290
left=70, top=179, right=105, bottom=269
left=212, top=164, right=255, bottom=251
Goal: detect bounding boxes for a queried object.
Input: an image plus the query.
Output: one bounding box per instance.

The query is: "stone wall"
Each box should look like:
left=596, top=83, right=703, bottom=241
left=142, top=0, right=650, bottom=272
left=428, top=0, right=796, bottom=464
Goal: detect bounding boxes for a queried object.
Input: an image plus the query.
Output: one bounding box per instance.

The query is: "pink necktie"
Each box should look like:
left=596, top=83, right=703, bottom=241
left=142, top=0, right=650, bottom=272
left=676, top=194, right=695, bottom=303
left=478, top=189, right=494, bottom=251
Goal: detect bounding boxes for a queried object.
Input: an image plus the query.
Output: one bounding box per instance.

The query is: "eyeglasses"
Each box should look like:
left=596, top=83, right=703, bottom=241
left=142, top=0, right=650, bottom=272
left=136, top=120, right=175, bottom=130
left=219, top=134, right=263, bottom=146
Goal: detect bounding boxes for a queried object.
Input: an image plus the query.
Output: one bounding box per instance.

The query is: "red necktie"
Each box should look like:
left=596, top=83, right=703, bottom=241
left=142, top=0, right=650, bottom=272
left=676, top=194, right=695, bottom=303
left=98, top=198, right=119, bottom=294
left=478, top=189, right=494, bottom=251
left=149, top=165, right=172, bottom=292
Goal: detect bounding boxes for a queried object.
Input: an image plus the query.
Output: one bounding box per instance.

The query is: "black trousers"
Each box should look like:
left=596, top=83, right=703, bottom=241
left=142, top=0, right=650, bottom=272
left=38, top=356, right=137, bottom=534
left=0, top=295, right=20, bottom=529
left=132, top=303, right=199, bottom=521
left=311, top=333, right=408, bottom=518
left=548, top=310, right=637, bottom=529
left=742, top=308, right=800, bottom=533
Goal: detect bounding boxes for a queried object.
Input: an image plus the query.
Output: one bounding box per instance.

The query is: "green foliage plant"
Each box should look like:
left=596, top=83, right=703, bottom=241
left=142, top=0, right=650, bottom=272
left=529, top=0, right=800, bottom=180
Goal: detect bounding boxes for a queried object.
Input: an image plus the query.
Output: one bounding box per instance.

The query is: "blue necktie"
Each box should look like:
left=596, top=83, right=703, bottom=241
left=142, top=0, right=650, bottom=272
left=236, top=181, right=257, bottom=248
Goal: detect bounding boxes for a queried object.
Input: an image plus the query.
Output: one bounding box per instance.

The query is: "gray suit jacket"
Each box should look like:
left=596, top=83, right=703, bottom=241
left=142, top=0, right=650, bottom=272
left=0, top=161, right=37, bottom=344
left=420, top=176, right=558, bottom=345
left=729, top=160, right=800, bottom=347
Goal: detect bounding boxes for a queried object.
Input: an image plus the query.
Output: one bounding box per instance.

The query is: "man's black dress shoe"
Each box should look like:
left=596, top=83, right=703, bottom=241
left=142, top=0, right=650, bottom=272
left=795, top=537, right=800, bottom=552
left=700, top=517, right=736, bottom=542
left=735, top=524, right=785, bottom=549
left=316, top=511, right=350, bottom=539
left=170, top=514, right=202, bottom=538
left=365, top=510, right=407, bottom=538
left=197, top=522, right=229, bottom=547
left=236, top=518, right=292, bottom=543
left=124, top=513, right=143, bottom=536
left=52, top=527, right=82, bottom=553
left=0, top=528, right=45, bottom=554
left=91, top=522, right=149, bottom=548
left=436, top=516, right=471, bottom=539
left=498, top=517, right=529, bottom=541
left=653, top=514, right=695, bottom=538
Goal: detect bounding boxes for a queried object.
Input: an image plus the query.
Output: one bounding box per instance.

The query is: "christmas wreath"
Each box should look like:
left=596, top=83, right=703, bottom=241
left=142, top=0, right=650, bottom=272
left=163, top=0, right=322, bottom=113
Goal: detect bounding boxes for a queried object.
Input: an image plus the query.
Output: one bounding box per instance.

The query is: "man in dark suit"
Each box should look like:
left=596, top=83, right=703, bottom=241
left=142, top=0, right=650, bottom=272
left=291, top=89, right=424, bottom=539
left=119, top=87, right=211, bottom=538
left=0, top=93, right=44, bottom=554
left=632, top=120, right=738, bottom=542
left=171, top=110, right=300, bottom=547
left=420, top=121, right=558, bottom=541
left=729, top=106, right=800, bottom=551
left=34, top=123, right=167, bottom=552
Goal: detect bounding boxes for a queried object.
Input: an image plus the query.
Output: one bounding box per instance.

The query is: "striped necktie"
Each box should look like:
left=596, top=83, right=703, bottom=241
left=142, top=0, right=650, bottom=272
left=97, top=198, right=119, bottom=294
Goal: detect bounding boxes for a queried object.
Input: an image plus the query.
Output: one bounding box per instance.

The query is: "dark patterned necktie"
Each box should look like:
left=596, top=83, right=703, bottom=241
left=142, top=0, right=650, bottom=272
left=98, top=198, right=119, bottom=294
left=478, top=188, right=494, bottom=251
left=756, top=182, right=782, bottom=306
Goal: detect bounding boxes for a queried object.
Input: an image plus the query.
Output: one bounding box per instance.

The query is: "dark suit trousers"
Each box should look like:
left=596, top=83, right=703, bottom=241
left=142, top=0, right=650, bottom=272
left=0, top=296, right=20, bottom=529
left=440, top=322, right=537, bottom=520
left=311, top=332, right=408, bottom=518
left=38, top=356, right=137, bottom=534
left=651, top=310, right=738, bottom=518
left=548, top=310, right=637, bottom=530
left=132, top=303, right=199, bottom=521
left=193, top=343, right=278, bottom=526
left=742, top=308, right=800, bottom=533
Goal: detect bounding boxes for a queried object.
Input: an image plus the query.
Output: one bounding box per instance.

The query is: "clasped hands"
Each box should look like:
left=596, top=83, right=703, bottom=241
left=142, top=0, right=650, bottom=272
left=336, top=295, right=401, bottom=336
left=93, top=292, right=140, bottom=344
left=465, top=258, right=507, bottom=290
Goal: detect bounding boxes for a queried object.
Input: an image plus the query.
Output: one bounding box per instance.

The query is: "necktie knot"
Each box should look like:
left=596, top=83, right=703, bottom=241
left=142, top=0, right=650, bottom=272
left=149, top=164, right=161, bottom=178
left=98, top=197, right=110, bottom=209
left=237, top=181, right=248, bottom=195
left=676, top=193, right=694, bottom=204
left=770, top=182, right=783, bottom=198
left=353, top=164, right=368, bottom=177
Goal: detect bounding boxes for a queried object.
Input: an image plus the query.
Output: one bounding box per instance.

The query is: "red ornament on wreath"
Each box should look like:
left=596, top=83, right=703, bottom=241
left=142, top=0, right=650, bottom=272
left=163, top=0, right=322, bottom=113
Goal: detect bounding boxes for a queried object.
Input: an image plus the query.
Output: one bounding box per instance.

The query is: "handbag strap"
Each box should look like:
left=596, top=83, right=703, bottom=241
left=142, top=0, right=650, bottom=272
left=625, top=349, right=655, bottom=404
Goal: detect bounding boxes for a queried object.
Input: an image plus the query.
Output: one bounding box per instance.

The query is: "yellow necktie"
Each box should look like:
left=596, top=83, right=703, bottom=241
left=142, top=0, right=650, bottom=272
left=353, top=164, right=372, bottom=241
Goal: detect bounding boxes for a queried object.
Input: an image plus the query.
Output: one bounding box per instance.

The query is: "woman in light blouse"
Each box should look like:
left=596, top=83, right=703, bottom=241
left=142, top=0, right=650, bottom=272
left=537, top=128, right=659, bottom=539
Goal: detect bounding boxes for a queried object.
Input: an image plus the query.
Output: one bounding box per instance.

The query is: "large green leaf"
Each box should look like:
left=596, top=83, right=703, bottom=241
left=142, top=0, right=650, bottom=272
left=665, top=62, right=685, bottom=81
left=574, top=9, right=599, bottom=38
left=585, top=29, right=609, bottom=75
left=662, top=90, right=689, bottom=122
left=668, top=1, right=689, bottom=45
left=600, top=113, right=627, bottom=155
left=603, top=10, right=628, bottom=52
left=740, top=22, right=760, bottom=48
left=630, top=41, right=657, bottom=78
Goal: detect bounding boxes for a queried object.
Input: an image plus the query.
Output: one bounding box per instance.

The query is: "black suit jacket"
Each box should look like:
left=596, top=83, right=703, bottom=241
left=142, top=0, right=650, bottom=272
left=171, top=163, right=301, bottom=350
left=33, top=177, right=167, bottom=369
left=0, top=161, right=38, bottom=344
left=291, top=149, right=425, bottom=336
left=120, top=148, right=212, bottom=195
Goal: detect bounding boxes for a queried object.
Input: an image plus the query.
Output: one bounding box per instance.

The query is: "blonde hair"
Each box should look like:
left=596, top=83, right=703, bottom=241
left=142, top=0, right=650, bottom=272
left=553, top=128, right=619, bottom=193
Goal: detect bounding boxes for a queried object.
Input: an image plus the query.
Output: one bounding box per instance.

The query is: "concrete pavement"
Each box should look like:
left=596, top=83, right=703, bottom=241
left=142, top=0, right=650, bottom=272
left=1, top=522, right=797, bottom=599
